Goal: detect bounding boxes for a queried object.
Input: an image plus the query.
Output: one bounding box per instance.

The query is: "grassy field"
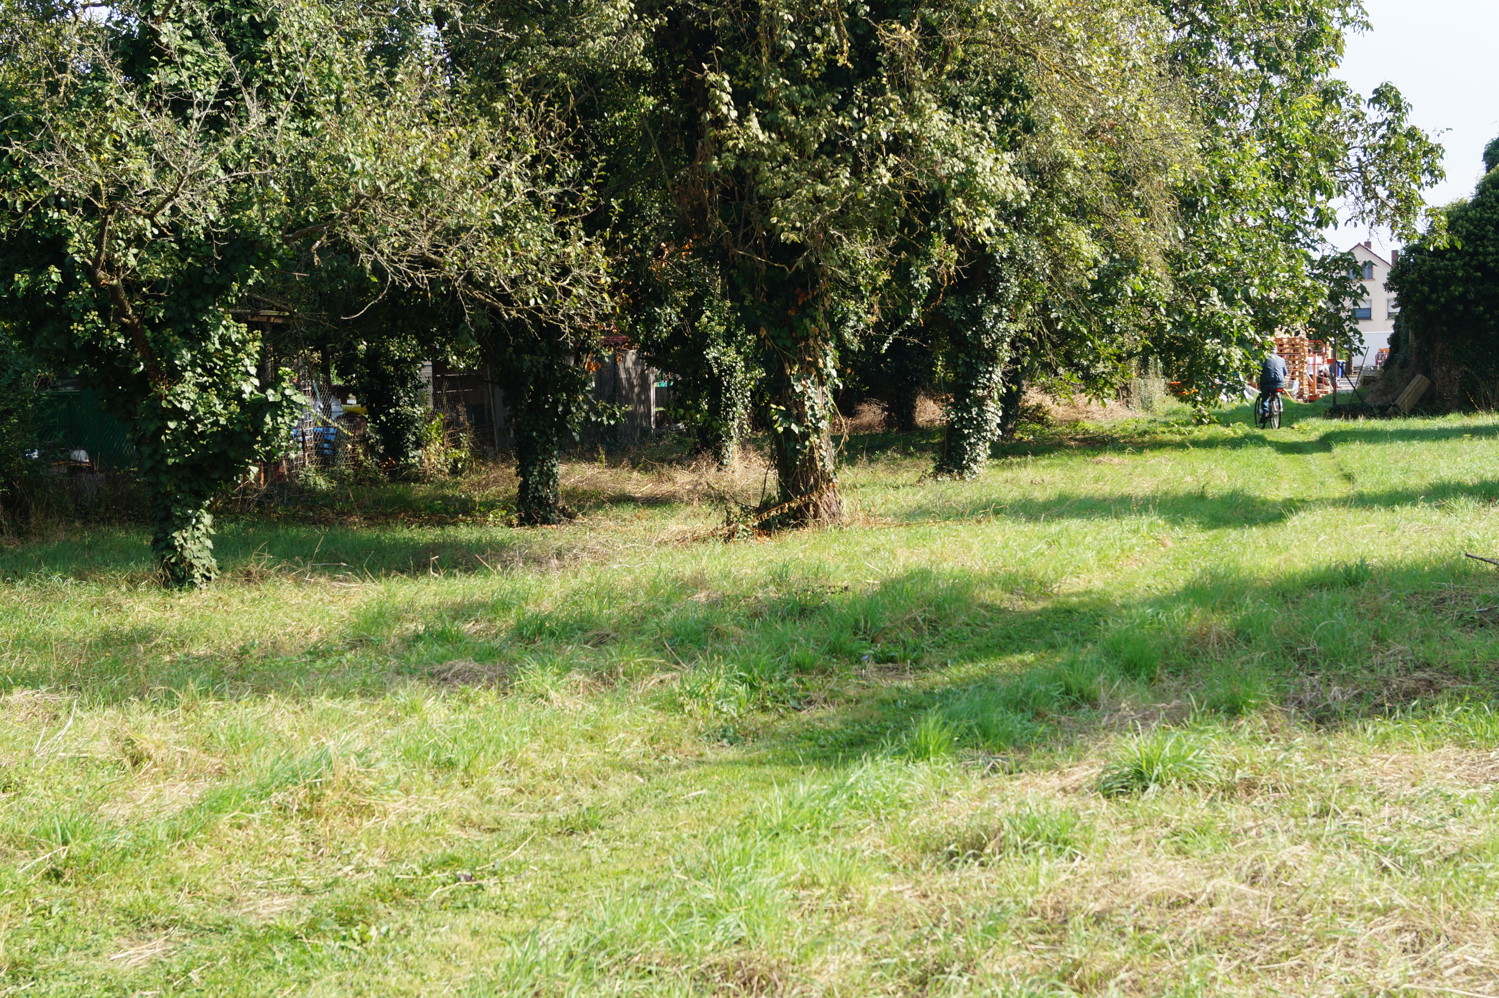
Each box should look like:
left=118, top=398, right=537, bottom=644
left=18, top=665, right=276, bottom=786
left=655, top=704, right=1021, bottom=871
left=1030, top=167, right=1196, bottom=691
left=4, top=401, right=1499, bottom=997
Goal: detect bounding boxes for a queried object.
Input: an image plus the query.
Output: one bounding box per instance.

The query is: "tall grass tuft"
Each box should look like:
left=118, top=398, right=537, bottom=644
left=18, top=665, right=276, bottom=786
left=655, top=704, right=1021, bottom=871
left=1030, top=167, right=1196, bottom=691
left=1098, top=729, right=1222, bottom=797
left=1102, top=625, right=1167, bottom=681
left=901, top=710, right=962, bottom=761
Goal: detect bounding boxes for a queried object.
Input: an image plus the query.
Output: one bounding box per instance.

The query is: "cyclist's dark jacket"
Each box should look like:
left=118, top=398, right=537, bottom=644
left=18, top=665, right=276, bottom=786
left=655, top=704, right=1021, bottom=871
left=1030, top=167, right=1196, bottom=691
left=1259, top=354, right=1288, bottom=392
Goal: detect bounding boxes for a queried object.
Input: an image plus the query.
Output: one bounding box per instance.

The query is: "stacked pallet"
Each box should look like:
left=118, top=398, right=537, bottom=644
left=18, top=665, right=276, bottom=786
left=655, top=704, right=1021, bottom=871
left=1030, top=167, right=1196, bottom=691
left=1305, top=352, right=1331, bottom=401
left=1274, top=336, right=1311, bottom=400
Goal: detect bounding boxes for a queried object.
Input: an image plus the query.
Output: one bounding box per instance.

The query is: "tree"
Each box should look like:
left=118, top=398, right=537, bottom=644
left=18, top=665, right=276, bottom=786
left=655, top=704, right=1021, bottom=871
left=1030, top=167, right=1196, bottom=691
left=417, top=2, right=632, bottom=523
left=631, top=253, right=755, bottom=467
left=634, top=0, right=1195, bottom=515
left=911, top=2, right=1192, bottom=479
left=0, top=2, right=321, bottom=585
left=843, top=327, right=935, bottom=434
left=341, top=330, right=435, bottom=480
left=1145, top=0, right=1443, bottom=408
left=1384, top=146, right=1499, bottom=411
left=633, top=1, right=918, bottom=523
left=283, top=71, right=612, bottom=522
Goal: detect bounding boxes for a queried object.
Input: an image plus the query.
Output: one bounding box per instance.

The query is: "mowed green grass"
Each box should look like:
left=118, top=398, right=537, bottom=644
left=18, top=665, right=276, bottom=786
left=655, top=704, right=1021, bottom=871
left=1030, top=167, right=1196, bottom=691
left=4, top=404, right=1499, bottom=996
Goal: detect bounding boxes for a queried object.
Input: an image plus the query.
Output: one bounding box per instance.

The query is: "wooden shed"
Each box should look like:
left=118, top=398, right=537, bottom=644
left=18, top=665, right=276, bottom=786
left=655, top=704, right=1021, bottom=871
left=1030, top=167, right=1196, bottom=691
left=432, top=344, right=659, bottom=454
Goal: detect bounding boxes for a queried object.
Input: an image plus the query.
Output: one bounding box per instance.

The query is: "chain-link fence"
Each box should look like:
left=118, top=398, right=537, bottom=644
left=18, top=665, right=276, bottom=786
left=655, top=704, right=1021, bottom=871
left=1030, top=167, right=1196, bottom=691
left=282, top=378, right=369, bottom=474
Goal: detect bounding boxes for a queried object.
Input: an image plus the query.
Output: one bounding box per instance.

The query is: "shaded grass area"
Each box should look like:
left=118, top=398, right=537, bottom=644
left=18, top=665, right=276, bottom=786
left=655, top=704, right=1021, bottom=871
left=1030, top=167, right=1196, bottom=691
left=3, top=411, right=1499, bottom=995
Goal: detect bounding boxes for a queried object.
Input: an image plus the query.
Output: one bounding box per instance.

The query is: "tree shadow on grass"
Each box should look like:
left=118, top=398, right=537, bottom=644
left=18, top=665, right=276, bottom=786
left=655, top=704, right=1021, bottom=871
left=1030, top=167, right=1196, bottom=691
left=898, top=487, right=1289, bottom=531
left=0, top=518, right=662, bottom=584
left=6, top=543, right=1497, bottom=784
left=744, top=557, right=1499, bottom=768
left=8, top=464, right=1498, bottom=590
left=986, top=411, right=1499, bottom=463
left=8, top=412, right=1492, bottom=584
left=0, top=565, right=1096, bottom=706
left=370, top=554, right=1499, bottom=771
left=891, top=476, right=1499, bottom=532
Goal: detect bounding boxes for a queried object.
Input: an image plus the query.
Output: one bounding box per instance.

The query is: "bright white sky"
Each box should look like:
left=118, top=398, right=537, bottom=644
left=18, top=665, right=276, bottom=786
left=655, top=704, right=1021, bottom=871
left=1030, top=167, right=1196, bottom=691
left=1331, top=0, right=1499, bottom=253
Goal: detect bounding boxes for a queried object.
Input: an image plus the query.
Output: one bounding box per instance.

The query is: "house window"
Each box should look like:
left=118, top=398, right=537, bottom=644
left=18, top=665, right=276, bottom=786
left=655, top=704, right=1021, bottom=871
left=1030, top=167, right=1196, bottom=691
left=1387, top=304, right=1400, bottom=319
left=1360, top=262, right=1375, bottom=280
left=1354, top=303, right=1373, bottom=320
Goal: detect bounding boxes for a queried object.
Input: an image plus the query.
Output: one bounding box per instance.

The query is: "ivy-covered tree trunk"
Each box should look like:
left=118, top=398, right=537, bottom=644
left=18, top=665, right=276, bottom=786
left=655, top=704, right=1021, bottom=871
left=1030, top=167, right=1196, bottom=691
left=634, top=267, right=753, bottom=470
left=1382, top=160, right=1499, bottom=412
left=512, top=403, right=567, bottom=526
left=935, top=286, right=1016, bottom=479
left=131, top=356, right=299, bottom=588
left=145, top=476, right=217, bottom=588
left=667, top=328, right=752, bottom=469
left=349, top=339, right=429, bottom=480
left=696, top=419, right=739, bottom=469
left=694, top=339, right=753, bottom=468
left=500, top=340, right=588, bottom=527
left=692, top=386, right=747, bottom=468
left=761, top=333, right=842, bottom=526
left=0, top=1, right=425, bottom=585
left=996, top=360, right=1026, bottom=442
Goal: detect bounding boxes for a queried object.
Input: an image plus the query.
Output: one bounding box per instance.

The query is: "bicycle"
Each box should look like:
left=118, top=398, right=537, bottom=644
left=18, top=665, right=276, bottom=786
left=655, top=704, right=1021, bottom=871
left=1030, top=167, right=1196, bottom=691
left=1255, top=388, right=1285, bottom=430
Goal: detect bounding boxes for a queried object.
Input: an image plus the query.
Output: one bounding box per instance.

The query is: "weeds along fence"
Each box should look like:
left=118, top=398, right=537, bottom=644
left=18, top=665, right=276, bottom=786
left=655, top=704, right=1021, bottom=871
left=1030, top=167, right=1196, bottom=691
left=9, top=347, right=660, bottom=523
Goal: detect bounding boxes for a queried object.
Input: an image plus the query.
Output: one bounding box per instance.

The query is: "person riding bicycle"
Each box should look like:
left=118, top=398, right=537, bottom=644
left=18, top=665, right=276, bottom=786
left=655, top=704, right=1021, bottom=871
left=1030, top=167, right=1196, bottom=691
left=1257, top=350, right=1288, bottom=420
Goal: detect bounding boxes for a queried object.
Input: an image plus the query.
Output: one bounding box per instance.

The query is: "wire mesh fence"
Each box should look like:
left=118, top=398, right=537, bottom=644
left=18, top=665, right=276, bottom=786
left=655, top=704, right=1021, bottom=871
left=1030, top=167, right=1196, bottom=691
left=32, top=387, right=134, bottom=470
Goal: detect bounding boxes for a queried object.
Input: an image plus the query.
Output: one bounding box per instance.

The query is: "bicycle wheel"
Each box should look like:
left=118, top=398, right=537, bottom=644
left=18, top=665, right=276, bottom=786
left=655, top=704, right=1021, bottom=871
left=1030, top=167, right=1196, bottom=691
left=1254, top=396, right=1269, bottom=429
left=1269, top=394, right=1282, bottom=429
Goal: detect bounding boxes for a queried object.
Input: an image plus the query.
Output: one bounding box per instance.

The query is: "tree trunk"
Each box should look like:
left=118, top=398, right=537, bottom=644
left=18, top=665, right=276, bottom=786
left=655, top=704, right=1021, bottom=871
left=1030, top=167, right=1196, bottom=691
left=134, top=371, right=296, bottom=589
left=692, top=344, right=751, bottom=468
left=502, top=341, right=584, bottom=527
left=147, top=483, right=216, bottom=588
left=935, top=286, right=1014, bottom=478
left=761, top=342, right=842, bottom=527
left=996, top=361, right=1025, bottom=442
left=695, top=420, right=740, bottom=469
left=513, top=406, right=567, bottom=525
left=353, top=340, right=429, bottom=480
